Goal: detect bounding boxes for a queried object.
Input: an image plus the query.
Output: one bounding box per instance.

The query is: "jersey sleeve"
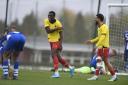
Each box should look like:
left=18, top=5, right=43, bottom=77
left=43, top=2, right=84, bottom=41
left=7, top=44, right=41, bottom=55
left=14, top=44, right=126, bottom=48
left=44, top=19, right=49, bottom=27
left=101, top=25, right=107, bottom=34
left=56, top=20, right=63, bottom=32
left=0, top=36, right=7, bottom=46
left=90, top=37, right=99, bottom=43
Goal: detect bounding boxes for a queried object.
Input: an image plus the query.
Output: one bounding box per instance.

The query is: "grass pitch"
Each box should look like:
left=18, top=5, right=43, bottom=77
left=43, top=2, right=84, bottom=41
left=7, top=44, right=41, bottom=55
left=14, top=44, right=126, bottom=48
left=0, top=70, right=128, bottom=85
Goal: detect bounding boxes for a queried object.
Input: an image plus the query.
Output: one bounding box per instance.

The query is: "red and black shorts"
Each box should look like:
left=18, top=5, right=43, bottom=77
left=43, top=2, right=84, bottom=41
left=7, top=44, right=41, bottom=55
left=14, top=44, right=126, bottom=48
left=97, top=47, right=109, bottom=58
left=50, top=42, right=62, bottom=50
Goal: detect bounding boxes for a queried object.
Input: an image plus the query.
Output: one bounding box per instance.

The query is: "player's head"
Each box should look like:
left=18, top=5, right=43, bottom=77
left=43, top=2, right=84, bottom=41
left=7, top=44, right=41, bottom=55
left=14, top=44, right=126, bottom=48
left=110, top=49, right=117, bottom=56
left=96, top=56, right=102, bottom=62
left=48, top=11, right=56, bottom=23
left=10, top=25, right=17, bottom=32
left=96, top=13, right=104, bottom=25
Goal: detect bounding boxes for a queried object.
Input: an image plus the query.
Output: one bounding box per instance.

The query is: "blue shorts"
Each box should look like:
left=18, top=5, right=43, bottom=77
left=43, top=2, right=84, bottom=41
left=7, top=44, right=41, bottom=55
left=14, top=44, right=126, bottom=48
left=124, top=49, right=128, bottom=62
left=3, top=34, right=26, bottom=52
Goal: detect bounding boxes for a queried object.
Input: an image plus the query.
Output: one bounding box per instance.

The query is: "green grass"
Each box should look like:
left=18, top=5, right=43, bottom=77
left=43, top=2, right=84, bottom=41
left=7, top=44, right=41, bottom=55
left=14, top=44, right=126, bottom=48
left=0, top=70, right=128, bottom=85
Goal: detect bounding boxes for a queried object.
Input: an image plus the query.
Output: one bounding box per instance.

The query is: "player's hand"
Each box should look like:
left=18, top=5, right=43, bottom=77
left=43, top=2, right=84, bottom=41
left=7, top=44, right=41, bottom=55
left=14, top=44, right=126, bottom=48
left=85, top=40, right=93, bottom=44
left=55, top=27, right=61, bottom=30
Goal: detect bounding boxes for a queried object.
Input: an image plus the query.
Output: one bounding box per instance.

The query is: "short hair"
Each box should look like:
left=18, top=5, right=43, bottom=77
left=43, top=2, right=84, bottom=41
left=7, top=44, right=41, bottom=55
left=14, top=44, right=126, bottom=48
left=10, top=25, right=17, bottom=30
left=96, top=13, right=104, bottom=21
left=49, top=11, right=56, bottom=17
left=11, top=25, right=16, bottom=29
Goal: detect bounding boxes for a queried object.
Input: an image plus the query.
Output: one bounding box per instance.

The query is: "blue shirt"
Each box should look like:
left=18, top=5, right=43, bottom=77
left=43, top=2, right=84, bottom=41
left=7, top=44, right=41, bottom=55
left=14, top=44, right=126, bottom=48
left=0, top=36, right=6, bottom=47
left=0, top=31, right=22, bottom=42
left=124, top=31, right=128, bottom=50
left=0, top=36, right=6, bottom=54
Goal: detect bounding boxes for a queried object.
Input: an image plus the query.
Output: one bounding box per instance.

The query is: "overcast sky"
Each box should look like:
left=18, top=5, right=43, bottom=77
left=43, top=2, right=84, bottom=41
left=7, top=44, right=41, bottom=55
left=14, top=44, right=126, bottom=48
left=0, top=0, right=128, bottom=24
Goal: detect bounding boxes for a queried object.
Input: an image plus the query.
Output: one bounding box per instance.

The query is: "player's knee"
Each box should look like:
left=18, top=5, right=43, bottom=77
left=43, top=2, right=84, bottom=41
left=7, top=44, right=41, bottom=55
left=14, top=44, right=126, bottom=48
left=104, top=60, right=110, bottom=66
left=51, top=49, right=58, bottom=56
left=3, top=52, right=10, bottom=59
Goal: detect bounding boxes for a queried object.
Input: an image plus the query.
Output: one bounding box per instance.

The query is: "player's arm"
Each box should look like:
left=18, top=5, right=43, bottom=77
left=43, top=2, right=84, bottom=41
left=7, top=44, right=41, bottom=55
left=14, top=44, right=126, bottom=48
left=86, top=37, right=99, bottom=44
left=59, top=29, right=63, bottom=51
left=59, top=29, right=63, bottom=44
left=90, top=37, right=99, bottom=43
left=56, top=20, right=63, bottom=43
left=0, top=36, right=6, bottom=45
left=45, top=26, right=60, bottom=34
left=44, top=19, right=60, bottom=34
left=57, top=20, right=63, bottom=50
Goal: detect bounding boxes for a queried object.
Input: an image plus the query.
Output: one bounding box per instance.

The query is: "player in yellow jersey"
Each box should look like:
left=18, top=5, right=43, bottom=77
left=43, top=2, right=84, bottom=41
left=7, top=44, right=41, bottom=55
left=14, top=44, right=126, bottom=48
left=44, top=11, right=74, bottom=78
left=86, top=14, right=117, bottom=81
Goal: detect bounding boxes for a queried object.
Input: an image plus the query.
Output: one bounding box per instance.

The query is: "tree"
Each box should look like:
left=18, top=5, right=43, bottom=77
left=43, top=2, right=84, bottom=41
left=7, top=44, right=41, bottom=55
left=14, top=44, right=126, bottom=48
left=20, top=12, right=40, bottom=36
left=0, top=20, right=5, bottom=34
left=84, top=14, right=95, bottom=38
left=59, top=9, right=76, bottom=43
left=74, top=12, right=89, bottom=43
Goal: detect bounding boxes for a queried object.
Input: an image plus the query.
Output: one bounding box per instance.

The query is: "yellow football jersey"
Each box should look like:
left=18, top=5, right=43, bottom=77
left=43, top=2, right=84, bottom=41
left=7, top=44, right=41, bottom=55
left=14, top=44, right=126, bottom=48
left=44, top=18, right=62, bottom=42
left=91, top=24, right=109, bottom=48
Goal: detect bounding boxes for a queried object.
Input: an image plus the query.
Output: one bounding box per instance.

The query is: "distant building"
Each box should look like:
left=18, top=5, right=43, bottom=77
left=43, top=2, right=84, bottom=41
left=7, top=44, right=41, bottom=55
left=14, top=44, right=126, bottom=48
left=19, top=36, right=124, bottom=68
left=19, top=36, right=93, bottom=66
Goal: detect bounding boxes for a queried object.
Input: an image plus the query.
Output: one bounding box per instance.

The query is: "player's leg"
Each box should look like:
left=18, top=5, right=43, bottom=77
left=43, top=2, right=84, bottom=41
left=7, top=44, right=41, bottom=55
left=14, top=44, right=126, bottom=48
left=8, top=57, right=13, bottom=80
left=0, top=46, right=12, bottom=79
left=50, top=42, right=74, bottom=77
left=87, top=48, right=103, bottom=80
left=57, top=51, right=69, bottom=68
left=124, top=50, right=128, bottom=71
left=51, top=49, right=59, bottom=70
left=11, top=37, right=25, bottom=80
left=51, top=42, right=67, bottom=68
left=55, top=42, right=74, bottom=77
left=124, top=49, right=127, bottom=70
left=0, top=47, right=3, bottom=65
left=50, top=42, right=60, bottom=78
left=95, top=48, right=103, bottom=76
left=0, top=55, right=2, bottom=78
left=1, top=40, right=13, bottom=79
left=11, top=51, right=20, bottom=80
left=2, top=51, right=10, bottom=79
left=57, top=50, right=74, bottom=77
left=103, top=48, right=117, bottom=81
left=0, top=49, right=3, bottom=69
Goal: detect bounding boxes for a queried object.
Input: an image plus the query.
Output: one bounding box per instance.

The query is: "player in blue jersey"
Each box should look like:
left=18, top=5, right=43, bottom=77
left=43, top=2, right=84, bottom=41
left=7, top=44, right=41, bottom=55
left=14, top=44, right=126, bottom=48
left=1, top=26, right=26, bottom=80
left=0, top=33, right=9, bottom=66
left=0, top=34, right=13, bottom=79
left=124, top=31, right=128, bottom=71
left=0, top=36, right=4, bottom=65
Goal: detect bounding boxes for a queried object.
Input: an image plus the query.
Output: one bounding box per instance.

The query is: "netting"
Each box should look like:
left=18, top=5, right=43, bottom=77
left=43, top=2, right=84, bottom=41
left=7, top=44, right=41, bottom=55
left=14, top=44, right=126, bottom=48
left=106, top=4, right=128, bottom=71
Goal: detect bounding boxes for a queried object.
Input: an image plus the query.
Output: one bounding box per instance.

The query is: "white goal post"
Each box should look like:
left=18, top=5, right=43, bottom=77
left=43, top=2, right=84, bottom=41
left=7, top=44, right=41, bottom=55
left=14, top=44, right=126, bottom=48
left=106, top=3, right=128, bottom=72
left=106, top=3, right=128, bottom=27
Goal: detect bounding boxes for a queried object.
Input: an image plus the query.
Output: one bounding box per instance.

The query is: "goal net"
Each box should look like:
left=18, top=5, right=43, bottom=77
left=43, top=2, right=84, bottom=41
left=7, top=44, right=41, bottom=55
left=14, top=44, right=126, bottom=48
left=106, top=4, right=128, bottom=71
